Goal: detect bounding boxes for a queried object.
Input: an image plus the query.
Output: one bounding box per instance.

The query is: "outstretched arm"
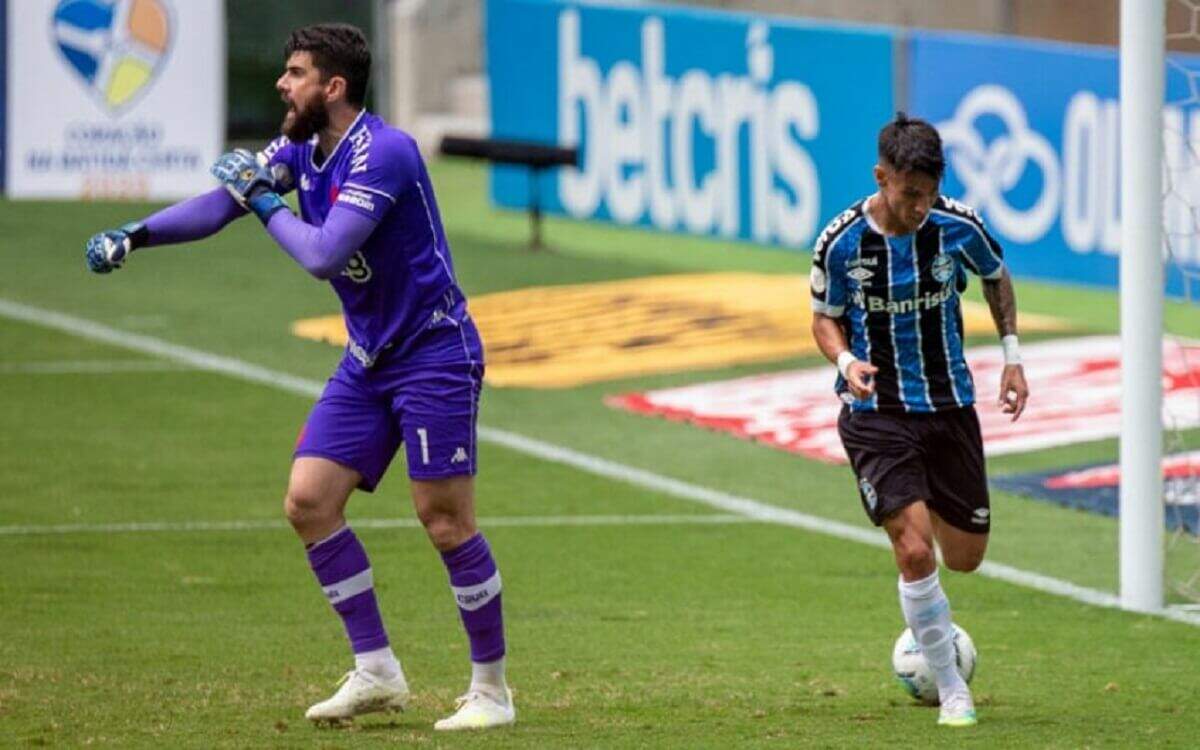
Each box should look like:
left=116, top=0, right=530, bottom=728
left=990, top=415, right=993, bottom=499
left=981, top=268, right=1029, bottom=421
left=83, top=188, right=249, bottom=273
left=264, top=207, right=379, bottom=280
left=141, top=187, right=247, bottom=246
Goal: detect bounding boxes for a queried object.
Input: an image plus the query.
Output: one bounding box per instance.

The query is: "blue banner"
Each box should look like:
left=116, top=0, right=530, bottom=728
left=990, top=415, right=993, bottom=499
left=910, top=32, right=1200, bottom=297
left=486, top=0, right=894, bottom=249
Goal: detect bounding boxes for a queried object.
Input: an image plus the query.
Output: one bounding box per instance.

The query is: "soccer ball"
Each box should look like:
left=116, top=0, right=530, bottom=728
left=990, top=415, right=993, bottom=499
left=891, top=624, right=977, bottom=705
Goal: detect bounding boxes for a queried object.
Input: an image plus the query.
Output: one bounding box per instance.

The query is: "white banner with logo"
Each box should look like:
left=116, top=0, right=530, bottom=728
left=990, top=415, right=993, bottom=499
left=5, top=0, right=224, bottom=199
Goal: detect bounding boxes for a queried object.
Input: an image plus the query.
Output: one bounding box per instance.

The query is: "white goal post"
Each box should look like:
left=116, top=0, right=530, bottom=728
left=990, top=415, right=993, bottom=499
left=1120, top=0, right=1167, bottom=612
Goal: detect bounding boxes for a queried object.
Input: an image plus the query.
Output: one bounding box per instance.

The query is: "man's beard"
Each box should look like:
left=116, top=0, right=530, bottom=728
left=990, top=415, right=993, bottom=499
left=282, top=95, right=329, bottom=142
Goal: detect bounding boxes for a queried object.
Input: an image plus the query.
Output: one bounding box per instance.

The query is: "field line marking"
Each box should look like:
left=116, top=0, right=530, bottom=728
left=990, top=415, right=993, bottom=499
left=0, top=513, right=753, bottom=537
left=0, top=360, right=192, bottom=374
left=2, top=297, right=1196, bottom=626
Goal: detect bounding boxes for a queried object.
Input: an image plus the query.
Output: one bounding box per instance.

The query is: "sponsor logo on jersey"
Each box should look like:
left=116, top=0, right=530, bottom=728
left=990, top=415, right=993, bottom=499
left=859, top=287, right=954, bottom=314
left=300, top=173, right=312, bottom=192
left=262, top=137, right=287, bottom=161
left=336, top=188, right=377, bottom=212
left=347, top=340, right=377, bottom=368
left=813, top=206, right=859, bottom=261
left=347, top=126, right=372, bottom=174
left=847, top=266, right=874, bottom=282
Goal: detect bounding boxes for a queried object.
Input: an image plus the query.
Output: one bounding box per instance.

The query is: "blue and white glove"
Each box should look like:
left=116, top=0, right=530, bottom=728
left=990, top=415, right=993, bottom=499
left=210, top=148, right=288, bottom=224
left=85, top=222, right=146, bottom=274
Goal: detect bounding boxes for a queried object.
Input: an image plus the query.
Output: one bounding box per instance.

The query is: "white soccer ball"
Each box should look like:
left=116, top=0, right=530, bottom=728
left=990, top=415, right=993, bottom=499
left=891, top=624, right=977, bottom=705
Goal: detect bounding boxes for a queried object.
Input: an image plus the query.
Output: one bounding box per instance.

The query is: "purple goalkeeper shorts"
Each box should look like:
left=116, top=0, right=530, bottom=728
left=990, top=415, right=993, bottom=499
left=295, top=354, right=483, bottom=490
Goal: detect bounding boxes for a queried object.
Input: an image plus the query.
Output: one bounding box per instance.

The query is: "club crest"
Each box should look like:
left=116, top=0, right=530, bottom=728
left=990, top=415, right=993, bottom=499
left=859, top=478, right=878, bottom=510
left=931, top=253, right=955, bottom=284
left=53, top=0, right=173, bottom=115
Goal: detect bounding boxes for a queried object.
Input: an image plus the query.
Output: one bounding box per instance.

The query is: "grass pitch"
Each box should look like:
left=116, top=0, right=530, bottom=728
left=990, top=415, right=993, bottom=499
left=1, top=159, right=1199, bottom=747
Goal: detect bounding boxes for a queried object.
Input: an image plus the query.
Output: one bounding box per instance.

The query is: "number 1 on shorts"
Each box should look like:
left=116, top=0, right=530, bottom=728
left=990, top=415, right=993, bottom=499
left=416, top=427, right=430, bottom=465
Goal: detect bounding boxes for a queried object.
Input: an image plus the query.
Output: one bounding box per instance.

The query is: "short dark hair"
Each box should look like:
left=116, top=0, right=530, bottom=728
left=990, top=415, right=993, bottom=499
left=284, top=24, right=371, bottom=107
left=878, top=112, right=944, bottom=180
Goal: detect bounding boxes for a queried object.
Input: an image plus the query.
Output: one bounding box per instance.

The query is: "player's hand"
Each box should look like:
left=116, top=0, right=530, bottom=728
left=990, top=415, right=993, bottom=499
left=846, top=360, right=879, bottom=401
left=998, top=364, right=1028, bottom=421
left=210, top=149, right=287, bottom=223
left=85, top=226, right=135, bottom=273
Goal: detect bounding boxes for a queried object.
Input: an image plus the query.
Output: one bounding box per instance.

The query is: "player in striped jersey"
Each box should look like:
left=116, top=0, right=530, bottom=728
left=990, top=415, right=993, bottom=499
left=810, top=113, right=1029, bottom=728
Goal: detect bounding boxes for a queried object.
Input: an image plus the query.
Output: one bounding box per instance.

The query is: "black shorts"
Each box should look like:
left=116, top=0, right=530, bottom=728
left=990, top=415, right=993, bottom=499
left=837, top=405, right=990, bottom=533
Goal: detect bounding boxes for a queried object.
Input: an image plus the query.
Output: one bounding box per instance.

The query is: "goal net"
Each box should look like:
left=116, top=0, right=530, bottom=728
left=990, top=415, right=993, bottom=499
left=1160, top=0, right=1200, bottom=604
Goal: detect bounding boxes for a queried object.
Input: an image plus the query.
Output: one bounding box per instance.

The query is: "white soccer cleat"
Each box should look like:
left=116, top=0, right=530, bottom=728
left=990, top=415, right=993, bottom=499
left=937, top=689, right=977, bottom=727
left=433, top=688, right=516, bottom=731
left=305, top=669, right=410, bottom=725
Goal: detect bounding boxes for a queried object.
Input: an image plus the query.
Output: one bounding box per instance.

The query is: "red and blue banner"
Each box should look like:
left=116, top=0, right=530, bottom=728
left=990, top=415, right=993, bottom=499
left=992, top=452, right=1200, bottom=534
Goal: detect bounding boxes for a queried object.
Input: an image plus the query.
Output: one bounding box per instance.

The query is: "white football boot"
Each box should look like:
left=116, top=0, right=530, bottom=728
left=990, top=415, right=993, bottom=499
left=937, top=688, right=977, bottom=727
left=305, top=669, right=410, bottom=725
left=433, top=687, right=516, bottom=731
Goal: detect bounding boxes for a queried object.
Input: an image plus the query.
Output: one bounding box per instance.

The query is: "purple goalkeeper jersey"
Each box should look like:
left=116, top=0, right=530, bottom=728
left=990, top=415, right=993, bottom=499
left=262, top=111, right=477, bottom=369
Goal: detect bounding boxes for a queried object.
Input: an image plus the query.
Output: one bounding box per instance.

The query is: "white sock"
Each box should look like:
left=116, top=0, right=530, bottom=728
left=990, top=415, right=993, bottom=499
left=470, top=657, right=508, bottom=702
left=898, top=570, right=966, bottom=699
left=355, top=646, right=402, bottom=680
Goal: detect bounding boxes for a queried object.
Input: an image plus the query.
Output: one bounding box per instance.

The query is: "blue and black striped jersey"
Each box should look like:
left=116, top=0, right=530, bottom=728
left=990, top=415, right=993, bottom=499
left=810, top=195, right=1005, bottom=413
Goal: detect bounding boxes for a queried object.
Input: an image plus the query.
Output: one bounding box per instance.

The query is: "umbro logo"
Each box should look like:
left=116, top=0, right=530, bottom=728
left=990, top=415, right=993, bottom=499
left=972, top=508, right=990, bottom=524
left=847, top=267, right=874, bottom=282
left=451, top=447, right=469, bottom=464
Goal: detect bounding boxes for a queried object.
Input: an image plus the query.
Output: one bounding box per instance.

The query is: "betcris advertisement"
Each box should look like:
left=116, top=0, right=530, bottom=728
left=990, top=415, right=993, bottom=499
left=910, top=32, right=1200, bottom=296
left=486, top=0, right=894, bottom=249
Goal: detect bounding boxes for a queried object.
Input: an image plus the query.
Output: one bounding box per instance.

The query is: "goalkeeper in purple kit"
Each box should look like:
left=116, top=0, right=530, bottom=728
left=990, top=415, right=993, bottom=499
left=84, top=24, right=513, bottom=730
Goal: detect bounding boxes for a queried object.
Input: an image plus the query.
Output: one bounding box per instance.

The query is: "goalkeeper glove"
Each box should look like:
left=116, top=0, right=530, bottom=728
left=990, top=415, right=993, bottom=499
left=85, top=222, right=147, bottom=274
left=210, top=149, right=288, bottom=224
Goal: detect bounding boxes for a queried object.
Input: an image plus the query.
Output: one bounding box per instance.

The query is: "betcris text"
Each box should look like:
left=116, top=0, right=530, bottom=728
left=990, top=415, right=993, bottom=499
left=556, top=10, right=818, bottom=246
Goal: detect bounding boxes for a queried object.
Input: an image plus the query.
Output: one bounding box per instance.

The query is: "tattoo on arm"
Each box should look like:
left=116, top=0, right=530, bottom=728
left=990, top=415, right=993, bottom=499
left=981, top=269, right=1018, bottom=337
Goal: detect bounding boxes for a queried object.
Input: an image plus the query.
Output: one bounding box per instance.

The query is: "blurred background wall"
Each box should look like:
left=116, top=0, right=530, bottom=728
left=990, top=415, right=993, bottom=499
left=225, top=0, right=1133, bottom=152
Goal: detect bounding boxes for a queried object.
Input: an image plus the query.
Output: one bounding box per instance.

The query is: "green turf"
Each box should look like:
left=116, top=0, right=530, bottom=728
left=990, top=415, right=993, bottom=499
left=1, top=159, right=1199, bottom=746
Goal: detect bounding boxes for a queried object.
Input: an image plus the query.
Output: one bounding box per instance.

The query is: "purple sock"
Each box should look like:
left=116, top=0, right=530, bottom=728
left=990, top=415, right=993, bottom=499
left=306, top=526, right=390, bottom=654
left=441, top=533, right=506, bottom=663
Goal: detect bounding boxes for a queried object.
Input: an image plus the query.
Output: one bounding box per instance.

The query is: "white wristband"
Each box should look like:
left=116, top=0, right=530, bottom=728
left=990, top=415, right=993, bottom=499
left=1001, top=334, right=1021, bottom=365
left=836, top=350, right=858, bottom=379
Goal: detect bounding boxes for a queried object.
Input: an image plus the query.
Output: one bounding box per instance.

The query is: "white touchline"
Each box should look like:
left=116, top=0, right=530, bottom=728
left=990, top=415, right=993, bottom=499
left=0, top=514, right=753, bottom=536
left=2, top=297, right=1196, bottom=626
left=0, top=360, right=191, bottom=374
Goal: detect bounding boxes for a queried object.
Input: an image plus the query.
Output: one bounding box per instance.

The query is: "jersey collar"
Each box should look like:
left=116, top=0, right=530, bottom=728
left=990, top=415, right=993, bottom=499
left=863, top=192, right=933, bottom=236
left=308, top=109, right=368, bottom=174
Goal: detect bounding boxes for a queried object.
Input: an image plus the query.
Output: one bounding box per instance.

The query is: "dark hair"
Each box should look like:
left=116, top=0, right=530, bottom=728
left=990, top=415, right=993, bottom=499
left=284, top=24, right=371, bottom=107
left=878, top=112, right=944, bottom=180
